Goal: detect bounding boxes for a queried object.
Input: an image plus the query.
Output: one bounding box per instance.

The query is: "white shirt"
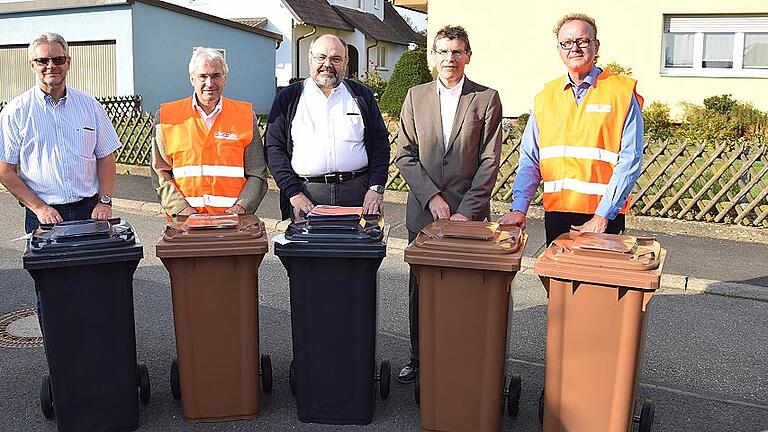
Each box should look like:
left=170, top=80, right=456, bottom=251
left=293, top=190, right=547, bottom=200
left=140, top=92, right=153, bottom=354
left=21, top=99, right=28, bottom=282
left=290, top=78, right=367, bottom=176
left=436, top=75, right=465, bottom=149
left=192, top=94, right=222, bottom=129
left=0, top=86, right=120, bottom=204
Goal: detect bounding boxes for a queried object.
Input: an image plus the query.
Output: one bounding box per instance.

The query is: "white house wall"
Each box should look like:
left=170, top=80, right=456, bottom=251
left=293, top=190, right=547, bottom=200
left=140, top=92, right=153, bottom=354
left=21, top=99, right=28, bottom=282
left=331, top=0, right=383, bottom=21
left=295, top=25, right=367, bottom=80
left=0, top=6, right=134, bottom=96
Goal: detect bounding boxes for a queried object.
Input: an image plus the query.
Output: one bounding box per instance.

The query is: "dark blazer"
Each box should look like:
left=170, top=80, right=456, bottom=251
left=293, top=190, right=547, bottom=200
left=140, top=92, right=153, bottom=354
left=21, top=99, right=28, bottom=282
left=264, top=79, right=390, bottom=220
left=394, top=78, right=503, bottom=233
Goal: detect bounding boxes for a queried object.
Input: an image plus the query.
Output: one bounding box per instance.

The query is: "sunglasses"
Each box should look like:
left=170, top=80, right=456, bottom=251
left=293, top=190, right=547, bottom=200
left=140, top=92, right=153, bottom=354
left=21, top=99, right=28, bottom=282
left=32, top=56, right=69, bottom=66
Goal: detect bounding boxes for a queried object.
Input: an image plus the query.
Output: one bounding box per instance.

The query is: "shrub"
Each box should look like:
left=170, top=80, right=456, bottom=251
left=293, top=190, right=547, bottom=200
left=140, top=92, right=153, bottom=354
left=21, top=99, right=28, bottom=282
left=379, top=48, right=432, bottom=117
left=677, top=95, right=768, bottom=142
left=601, top=61, right=633, bottom=76
left=358, top=63, right=388, bottom=101
left=516, top=112, right=530, bottom=134
left=642, top=101, right=674, bottom=141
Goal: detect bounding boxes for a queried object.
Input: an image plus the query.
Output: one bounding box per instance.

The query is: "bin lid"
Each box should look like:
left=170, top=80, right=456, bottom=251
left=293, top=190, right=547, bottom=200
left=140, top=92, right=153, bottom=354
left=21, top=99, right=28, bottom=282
left=274, top=210, right=386, bottom=258
left=155, top=214, right=268, bottom=258
left=404, top=220, right=527, bottom=272
left=23, top=219, right=143, bottom=269
left=534, top=232, right=666, bottom=289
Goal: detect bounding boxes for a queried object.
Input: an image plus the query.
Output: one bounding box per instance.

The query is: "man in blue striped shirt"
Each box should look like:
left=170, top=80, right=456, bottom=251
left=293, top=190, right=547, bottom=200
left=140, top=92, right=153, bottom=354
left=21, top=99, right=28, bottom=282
left=0, top=32, right=120, bottom=233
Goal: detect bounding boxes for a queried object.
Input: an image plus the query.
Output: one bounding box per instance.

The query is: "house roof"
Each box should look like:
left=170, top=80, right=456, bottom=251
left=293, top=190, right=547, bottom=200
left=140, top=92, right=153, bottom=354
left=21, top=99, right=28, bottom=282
left=232, top=17, right=268, bottom=29
left=333, top=2, right=418, bottom=45
left=0, top=0, right=282, bottom=41
left=281, top=0, right=354, bottom=31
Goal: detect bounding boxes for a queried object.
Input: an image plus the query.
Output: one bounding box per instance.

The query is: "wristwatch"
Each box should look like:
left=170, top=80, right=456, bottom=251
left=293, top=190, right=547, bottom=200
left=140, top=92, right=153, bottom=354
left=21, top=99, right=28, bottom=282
left=99, top=195, right=112, bottom=206
left=369, top=185, right=385, bottom=194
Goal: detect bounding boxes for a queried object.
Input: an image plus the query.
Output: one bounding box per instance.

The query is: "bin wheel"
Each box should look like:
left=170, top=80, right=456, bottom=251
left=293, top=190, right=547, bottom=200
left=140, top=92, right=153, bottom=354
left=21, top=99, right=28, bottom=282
left=137, top=363, right=151, bottom=405
left=505, top=373, right=522, bottom=417
left=538, top=388, right=544, bottom=425
left=634, top=399, right=655, bottom=432
left=378, top=359, right=391, bottom=399
left=170, top=359, right=181, bottom=400
left=40, top=374, right=54, bottom=420
left=289, top=359, right=296, bottom=397
left=260, top=354, right=273, bottom=393
left=414, top=378, right=420, bottom=406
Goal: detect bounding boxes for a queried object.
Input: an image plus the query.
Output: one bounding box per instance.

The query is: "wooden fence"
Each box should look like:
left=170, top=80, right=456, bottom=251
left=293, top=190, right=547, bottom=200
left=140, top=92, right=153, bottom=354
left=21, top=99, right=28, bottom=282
left=2, top=99, right=766, bottom=227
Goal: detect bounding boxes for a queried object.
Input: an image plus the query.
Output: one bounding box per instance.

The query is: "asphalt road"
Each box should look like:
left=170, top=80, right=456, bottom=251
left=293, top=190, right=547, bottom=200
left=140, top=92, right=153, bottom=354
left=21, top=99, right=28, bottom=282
left=0, top=189, right=767, bottom=432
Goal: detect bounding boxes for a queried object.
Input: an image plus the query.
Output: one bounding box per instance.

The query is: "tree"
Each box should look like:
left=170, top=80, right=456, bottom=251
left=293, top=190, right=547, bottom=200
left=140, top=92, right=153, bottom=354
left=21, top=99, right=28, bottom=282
left=379, top=48, right=432, bottom=118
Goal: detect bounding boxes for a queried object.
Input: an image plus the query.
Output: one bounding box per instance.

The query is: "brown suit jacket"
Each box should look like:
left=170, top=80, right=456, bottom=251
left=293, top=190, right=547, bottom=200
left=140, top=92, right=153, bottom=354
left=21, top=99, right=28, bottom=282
left=394, top=77, right=503, bottom=233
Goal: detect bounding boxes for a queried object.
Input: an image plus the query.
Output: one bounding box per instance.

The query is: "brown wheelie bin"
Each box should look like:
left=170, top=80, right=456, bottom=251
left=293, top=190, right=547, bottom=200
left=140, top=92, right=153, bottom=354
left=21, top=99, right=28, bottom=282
left=534, top=232, right=666, bottom=432
left=156, top=214, right=272, bottom=422
left=404, top=220, right=527, bottom=432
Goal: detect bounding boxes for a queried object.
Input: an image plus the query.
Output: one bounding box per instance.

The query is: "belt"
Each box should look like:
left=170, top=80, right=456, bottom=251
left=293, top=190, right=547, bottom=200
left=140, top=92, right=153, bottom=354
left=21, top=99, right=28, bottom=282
left=301, top=169, right=368, bottom=184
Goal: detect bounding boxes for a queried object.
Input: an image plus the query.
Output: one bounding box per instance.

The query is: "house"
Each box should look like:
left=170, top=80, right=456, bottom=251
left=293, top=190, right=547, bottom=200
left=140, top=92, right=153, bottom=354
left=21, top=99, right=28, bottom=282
left=0, top=0, right=282, bottom=113
left=404, top=0, right=768, bottom=117
left=163, top=0, right=422, bottom=87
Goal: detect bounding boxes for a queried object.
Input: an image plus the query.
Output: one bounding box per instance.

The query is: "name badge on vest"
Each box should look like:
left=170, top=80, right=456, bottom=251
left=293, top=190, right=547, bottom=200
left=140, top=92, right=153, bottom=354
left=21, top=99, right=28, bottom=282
left=585, top=104, right=612, bottom=113
left=214, top=131, right=239, bottom=141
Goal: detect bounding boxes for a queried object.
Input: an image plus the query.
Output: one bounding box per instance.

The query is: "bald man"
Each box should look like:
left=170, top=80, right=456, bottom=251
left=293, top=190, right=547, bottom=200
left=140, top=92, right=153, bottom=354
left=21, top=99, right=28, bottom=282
left=265, top=34, right=390, bottom=220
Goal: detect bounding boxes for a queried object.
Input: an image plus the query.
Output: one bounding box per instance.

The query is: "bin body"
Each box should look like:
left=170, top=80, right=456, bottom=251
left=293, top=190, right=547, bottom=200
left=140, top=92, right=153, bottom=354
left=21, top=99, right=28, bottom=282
left=404, top=220, right=526, bottom=432
left=23, top=220, right=143, bottom=432
left=534, top=232, right=666, bottom=432
left=156, top=214, right=268, bottom=422
left=274, top=211, right=386, bottom=425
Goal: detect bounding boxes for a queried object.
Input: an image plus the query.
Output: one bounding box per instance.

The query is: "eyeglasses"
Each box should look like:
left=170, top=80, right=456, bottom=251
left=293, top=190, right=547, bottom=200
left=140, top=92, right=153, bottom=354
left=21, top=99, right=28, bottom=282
left=558, top=38, right=594, bottom=50
left=311, top=54, right=345, bottom=66
left=31, top=56, right=69, bottom=66
left=193, top=73, right=225, bottom=82
left=432, top=49, right=467, bottom=58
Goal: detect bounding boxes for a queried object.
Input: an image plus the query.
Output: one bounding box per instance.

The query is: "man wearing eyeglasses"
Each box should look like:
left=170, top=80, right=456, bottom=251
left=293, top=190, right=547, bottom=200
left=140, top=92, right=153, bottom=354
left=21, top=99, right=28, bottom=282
left=265, top=34, right=390, bottom=220
left=152, top=47, right=268, bottom=217
left=499, top=13, right=644, bottom=245
left=393, top=25, right=503, bottom=384
left=0, top=32, right=120, bottom=233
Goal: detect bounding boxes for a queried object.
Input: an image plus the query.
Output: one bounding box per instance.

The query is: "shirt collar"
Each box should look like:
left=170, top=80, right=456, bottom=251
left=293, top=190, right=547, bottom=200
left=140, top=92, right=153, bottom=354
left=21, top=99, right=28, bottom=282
left=34, top=85, right=68, bottom=106
left=562, top=66, right=602, bottom=90
left=192, top=93, right=223, bottom=118
left=304, top=77, right=345, bottom=99
left=436, top=75, right=465, bottom=96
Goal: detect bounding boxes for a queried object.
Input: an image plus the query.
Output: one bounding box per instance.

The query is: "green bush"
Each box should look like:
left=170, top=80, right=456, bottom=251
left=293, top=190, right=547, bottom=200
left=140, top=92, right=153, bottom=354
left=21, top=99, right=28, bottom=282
left=642, top=101, right=674, bottom=141
left=379, top=48, right=432, bottom=117
left=516, top=112, right=530, bottom=134
left=356, top=64, right=387, bottom=101
left=601, top=61, right=633, bottom=76
left=677, top=95, right=768, bottom=142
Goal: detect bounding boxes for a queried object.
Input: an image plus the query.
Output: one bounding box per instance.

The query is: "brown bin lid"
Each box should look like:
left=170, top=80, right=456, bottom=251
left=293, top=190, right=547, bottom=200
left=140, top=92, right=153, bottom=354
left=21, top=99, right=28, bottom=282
left=534, top=231, right=666, bottom=289
left=156, top=214, right=268, bottom=258
left=404, top=220, right=526, bottom=272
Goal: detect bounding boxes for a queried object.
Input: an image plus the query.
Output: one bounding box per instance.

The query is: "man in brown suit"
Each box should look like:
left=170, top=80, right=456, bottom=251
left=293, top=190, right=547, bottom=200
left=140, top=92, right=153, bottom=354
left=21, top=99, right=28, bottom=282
left=393, top=25, right=503, bottom=383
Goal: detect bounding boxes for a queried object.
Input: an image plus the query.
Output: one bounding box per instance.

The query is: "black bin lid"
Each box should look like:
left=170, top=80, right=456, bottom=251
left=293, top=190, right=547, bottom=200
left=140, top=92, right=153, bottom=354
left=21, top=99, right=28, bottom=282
left=23, top=219, right=143, bottom=270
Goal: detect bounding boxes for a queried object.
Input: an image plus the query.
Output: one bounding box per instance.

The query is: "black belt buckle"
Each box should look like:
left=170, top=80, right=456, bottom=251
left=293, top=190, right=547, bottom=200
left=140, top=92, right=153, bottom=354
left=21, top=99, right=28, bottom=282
left=323, top=173, right=340, bottom=184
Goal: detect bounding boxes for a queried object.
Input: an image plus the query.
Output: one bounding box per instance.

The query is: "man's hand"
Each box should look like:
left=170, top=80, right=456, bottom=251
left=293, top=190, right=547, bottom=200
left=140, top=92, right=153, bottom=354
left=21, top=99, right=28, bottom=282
left=34, top=205, right=63, bottom=225
left=225, top=204, right=246, bottom=215
left=91, top=203, right=112, bottom=220
left=498, top=210, right=527, bottom=231
left=362, top=190, right=383, bottom=215
left=449, top=213, right=469, bottom=221
left=178, top=206, right=197, bottom=216
left=290, top=193, right=315, bottom=218
left=571, top=215, right=608, bottom=233
left=428, top=194, right=451, bottom=220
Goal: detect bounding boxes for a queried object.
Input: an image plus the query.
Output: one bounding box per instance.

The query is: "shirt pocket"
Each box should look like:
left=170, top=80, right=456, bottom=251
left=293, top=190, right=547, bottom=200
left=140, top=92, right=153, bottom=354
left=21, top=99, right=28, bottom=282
left=71, top=127, right=97, bottom=160
left=335, top=114, right=364, bottom=143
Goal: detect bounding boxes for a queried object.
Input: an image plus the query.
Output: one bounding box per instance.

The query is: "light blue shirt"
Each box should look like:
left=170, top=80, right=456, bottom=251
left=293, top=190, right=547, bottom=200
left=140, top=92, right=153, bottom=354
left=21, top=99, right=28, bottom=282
left=511, top=66, right=644, bottom=219
left=0, top=86, right=120, bottom=204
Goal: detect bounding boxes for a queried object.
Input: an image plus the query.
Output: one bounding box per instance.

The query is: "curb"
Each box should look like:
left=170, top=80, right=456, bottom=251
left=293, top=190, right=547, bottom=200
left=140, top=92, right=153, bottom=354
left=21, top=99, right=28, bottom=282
left=110, top=196, right=767, bottom=300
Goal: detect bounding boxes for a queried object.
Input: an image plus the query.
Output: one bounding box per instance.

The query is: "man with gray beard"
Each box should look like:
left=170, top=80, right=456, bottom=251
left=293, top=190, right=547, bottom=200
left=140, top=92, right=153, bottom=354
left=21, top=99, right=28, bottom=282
left=265, top=34, right=390, bottom=220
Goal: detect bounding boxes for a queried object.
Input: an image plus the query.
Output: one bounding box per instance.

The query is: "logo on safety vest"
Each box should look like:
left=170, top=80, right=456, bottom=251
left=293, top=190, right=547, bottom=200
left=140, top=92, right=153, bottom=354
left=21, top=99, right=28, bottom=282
left=214, top=131, right=240, bottom=140
left=585, top=104, right=612, bottom=113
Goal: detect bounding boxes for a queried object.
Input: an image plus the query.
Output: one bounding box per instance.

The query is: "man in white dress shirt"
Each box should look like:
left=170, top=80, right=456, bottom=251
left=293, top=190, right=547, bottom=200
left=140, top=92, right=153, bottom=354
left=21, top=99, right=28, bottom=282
left=0, top=32, right=120, bottom=233
left=265, top=34, right=390, bottom=220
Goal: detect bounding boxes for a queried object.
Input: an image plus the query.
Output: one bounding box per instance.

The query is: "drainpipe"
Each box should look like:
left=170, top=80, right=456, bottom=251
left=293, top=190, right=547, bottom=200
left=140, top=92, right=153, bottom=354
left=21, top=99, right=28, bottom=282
left=295, top=24, right=317, bottom=79
left=366, top=38, right=379, bottom=76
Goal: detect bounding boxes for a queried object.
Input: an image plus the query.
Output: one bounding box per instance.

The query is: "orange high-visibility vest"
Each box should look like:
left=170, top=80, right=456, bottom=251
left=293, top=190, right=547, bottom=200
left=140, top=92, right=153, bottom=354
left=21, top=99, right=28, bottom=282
left=159, top=97, right=253, bottom=214
left=534, top=71, right=643, bottom=215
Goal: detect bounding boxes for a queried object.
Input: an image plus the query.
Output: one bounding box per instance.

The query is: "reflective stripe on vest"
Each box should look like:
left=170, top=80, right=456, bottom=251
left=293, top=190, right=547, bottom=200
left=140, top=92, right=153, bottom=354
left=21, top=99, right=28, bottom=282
left=159, top=97, right=252, bottom=214
left=534, top=71, right=642, bottom=214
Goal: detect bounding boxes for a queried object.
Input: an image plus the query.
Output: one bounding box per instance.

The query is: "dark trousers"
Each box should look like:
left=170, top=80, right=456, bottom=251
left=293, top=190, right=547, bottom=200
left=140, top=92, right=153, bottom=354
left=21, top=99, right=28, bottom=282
left=24, top=195, right=99, bottom=233
left=301, top=173, right=369, bottom=216
left=24, top=195, right=99, bottom=332
left=407, top=230, right=419, bottom=363
left=544, top=211, right=626, bottom=245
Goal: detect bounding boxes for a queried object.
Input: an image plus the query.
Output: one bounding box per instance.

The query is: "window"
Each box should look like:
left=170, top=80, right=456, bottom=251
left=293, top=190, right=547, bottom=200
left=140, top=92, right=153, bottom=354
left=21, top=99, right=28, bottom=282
left=373, top=0, right=381, bottom=9
left=661, top=15, right=768, bottom=77
left=375, top=45, right=388, bottom=69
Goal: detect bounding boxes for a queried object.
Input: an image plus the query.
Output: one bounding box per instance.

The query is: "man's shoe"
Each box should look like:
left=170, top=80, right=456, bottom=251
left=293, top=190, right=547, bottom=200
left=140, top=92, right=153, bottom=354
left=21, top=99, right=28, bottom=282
left=397, top=361, right=419, bottom=383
